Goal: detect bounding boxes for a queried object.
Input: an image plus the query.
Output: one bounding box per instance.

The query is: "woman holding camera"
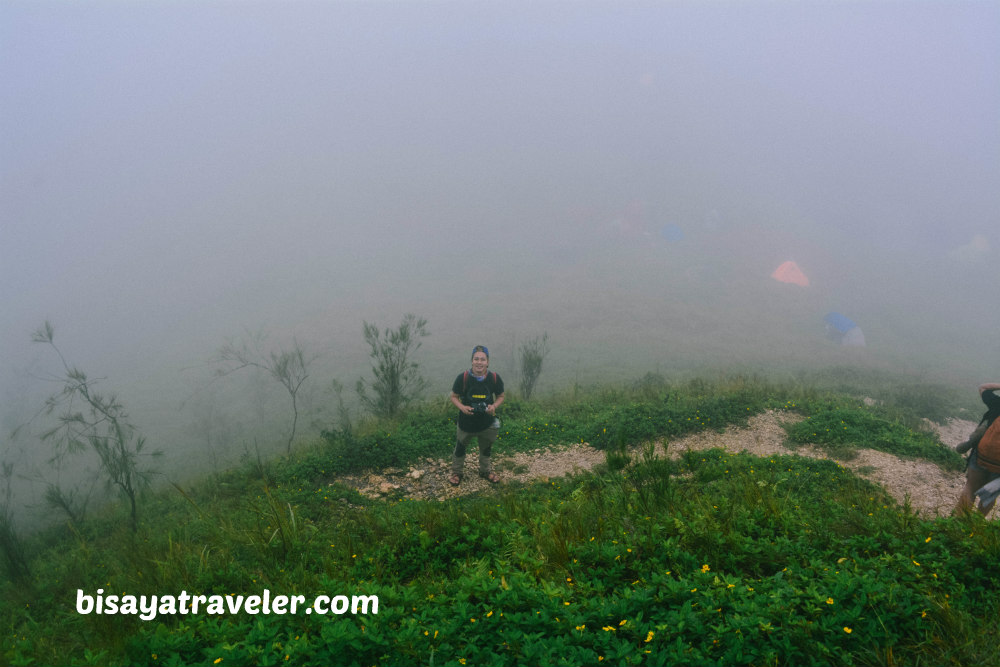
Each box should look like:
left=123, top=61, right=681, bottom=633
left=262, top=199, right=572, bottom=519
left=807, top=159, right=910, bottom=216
left=449, top=345, right=505, bottom=486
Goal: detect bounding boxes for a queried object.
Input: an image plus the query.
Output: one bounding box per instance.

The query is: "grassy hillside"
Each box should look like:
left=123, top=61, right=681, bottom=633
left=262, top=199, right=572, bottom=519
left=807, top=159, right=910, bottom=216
left=2, top=376, right=997, bottom=666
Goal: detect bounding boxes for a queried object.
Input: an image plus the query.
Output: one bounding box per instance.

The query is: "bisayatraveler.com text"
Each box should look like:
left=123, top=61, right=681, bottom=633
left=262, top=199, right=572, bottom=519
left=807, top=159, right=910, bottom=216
left=76, top=589, right=378, bottom=622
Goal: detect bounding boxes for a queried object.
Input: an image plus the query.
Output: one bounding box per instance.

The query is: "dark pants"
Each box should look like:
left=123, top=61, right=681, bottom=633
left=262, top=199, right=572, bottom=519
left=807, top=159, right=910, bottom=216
left=451, top=423, right=499, bottom=477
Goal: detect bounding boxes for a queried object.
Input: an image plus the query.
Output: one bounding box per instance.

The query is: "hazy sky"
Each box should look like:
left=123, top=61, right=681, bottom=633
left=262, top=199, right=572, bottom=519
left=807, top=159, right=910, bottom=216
left=2, top=1, right=998, bottom=436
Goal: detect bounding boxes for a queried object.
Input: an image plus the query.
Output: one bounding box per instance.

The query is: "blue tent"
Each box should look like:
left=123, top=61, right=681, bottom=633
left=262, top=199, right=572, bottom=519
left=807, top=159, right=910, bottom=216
left=824, top=312, right=856, bottom=334
left=660, top=224, right=685, bottom=242
left=824, top=312, right=866, bottom=347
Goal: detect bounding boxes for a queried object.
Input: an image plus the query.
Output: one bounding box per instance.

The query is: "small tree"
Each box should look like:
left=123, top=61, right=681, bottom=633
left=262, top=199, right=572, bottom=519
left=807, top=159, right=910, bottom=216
left=213, top=332, right=316, bottom=455
left=518, top=332, right=550, bottom=400
left=356, top=314, right=429, bottom=418
left=326, top=378, right=353, bottom=437
left=30, top=321, right=160, bottom=533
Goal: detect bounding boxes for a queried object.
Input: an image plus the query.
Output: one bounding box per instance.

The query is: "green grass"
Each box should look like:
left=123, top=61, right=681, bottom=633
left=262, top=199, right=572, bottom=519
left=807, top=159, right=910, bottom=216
left=2, top=376, right=996, bottom=666
left=784, top=406, right=965, bottom=470
left=314, top=374, right=779, bottom=480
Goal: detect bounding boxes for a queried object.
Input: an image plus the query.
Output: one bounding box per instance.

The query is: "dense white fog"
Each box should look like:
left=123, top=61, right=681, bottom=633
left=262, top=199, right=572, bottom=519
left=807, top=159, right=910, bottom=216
left=2, top=1, right=997, bottom=513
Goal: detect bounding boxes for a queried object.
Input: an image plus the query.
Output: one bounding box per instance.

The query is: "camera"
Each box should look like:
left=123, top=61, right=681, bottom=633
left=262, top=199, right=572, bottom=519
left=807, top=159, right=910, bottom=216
left=470, top=402, right=489, bottom=415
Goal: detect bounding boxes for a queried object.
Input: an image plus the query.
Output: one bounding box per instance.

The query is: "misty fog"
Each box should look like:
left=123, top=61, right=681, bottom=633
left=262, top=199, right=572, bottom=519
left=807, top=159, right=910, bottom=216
left=2, top=1, right=997, bottom=521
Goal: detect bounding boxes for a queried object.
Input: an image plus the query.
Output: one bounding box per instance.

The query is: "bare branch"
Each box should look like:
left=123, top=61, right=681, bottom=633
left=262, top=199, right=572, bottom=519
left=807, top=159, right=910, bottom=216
left=211, top=332, right=318, bottom=455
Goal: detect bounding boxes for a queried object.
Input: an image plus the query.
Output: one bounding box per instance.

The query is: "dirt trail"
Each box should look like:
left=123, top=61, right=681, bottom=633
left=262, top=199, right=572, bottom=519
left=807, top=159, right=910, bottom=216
left=342, top=410, right=984, bottom=519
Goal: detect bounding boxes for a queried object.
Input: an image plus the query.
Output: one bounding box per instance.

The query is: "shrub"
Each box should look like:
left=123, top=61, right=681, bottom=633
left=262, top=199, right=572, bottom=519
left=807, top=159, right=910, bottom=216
left=28, top=321, right=161, bottom=533
left=357, top=314, right=429, bottom=418
left=518, top=333, right=550, bottom=400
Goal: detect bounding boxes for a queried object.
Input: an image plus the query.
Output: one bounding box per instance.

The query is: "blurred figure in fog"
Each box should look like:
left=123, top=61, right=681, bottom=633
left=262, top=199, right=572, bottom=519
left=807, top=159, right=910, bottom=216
left=954, top=382, right=1000, bottom=516
left=448, top=345, right=505, bottom=486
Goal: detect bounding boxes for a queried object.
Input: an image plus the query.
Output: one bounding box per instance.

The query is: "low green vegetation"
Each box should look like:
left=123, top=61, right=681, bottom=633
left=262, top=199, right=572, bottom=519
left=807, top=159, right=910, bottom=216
left=317, top=375, right=776, bottom=477
left=785, top=407, right=964, bottom=469
left=2, top=376, right=997, bottom=666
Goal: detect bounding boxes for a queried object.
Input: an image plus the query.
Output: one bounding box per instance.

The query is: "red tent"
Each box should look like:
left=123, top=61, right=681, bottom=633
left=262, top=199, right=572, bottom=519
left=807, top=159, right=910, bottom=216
left=771, top=260, right=809, bottom=287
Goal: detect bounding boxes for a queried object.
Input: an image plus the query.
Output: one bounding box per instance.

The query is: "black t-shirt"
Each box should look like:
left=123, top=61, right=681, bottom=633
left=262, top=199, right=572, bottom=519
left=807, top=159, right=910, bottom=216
left=452, top=371, right=504, bottom=432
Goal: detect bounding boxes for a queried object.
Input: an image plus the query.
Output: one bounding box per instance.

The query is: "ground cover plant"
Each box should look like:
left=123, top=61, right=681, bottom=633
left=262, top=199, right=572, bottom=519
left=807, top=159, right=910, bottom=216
left=784, top=405, right=965, bottom=470
left=315, top=375, right=777, bottom=479
left=2, top=377, right=997, bottom=666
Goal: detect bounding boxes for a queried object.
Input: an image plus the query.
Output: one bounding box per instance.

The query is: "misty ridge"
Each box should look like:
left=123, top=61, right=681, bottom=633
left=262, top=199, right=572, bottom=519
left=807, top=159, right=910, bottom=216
left=2, top=4, right=1000, bottom=665
left=2, top=2, right=998, bottom=524
left=2, top=214, right=994, bottom=530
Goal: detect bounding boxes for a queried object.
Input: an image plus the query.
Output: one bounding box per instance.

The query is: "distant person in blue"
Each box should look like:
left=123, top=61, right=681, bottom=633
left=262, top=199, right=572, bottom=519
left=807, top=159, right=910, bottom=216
left=954, top=382, right=1000, bottom=516
left=449, top=345, right=505, bottom=486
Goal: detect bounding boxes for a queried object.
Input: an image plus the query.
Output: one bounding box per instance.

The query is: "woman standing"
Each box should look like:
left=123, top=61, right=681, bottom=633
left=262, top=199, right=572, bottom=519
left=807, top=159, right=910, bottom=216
left=449, top=345, right=505, bottom=486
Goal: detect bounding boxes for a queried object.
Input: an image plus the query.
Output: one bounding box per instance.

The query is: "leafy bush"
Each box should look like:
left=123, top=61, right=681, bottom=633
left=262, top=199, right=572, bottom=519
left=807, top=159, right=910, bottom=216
left=518, top=333, right=550, bottom=400
left=357, top=314, right=430, bottom=418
